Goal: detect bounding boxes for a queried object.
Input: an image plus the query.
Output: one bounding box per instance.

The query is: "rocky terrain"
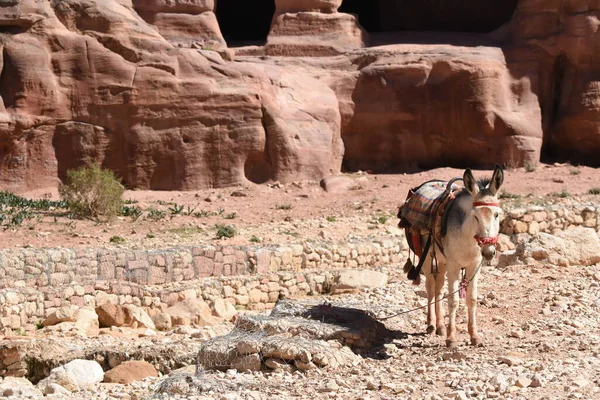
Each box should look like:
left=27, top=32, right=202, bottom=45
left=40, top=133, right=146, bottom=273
left=0, top=258, right=598, bottom=399
left=0, top=165, right=598, bottom=399
left=2, top=0, right=600, bottom=398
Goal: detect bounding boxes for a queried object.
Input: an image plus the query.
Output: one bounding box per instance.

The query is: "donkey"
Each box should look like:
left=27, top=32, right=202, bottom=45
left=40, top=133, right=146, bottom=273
left=414, top=166, right=504, bottom=347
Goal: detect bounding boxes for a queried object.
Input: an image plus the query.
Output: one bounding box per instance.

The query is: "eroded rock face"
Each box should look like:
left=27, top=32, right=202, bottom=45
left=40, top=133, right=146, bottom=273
left=341, top=46, right=543, bottom=172
left=0, top=0, right=343, bottom=191
left=2, top=0, right=600, bottom=190
left=507, top=0, right=600, bottom=165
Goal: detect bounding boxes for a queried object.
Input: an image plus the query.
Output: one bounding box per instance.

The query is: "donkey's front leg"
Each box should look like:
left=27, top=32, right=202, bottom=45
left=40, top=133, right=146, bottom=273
left=434, top=266, right=446, bottom=336
left=466, top=268, right=481, bottom=346
left=446, top=267, right=460, bottom=347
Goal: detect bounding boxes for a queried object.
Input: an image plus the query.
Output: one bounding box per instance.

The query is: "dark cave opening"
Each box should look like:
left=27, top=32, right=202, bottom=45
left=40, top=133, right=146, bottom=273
left=339, top=0, right=519, bottom=33
left=215, top=0, right=275, bottom=46
left=541, top=54, right=568, bottom=164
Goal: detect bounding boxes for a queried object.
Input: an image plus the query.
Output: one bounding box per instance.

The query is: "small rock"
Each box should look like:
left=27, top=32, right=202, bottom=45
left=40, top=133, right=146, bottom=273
left=264, top=358, right=293, bottom=372
left=442, top=351, right=467, bottom=361
left=490, top=374, right=509, bottom=392
left=231, top=354, right=262, bottom=372
left=319, top=379, right=339, bottom=393
left=508, top=329, right=525, bottom=339
left=230, top=191, right=248, bottom=197
left=0, top=377, right=43, bottom=398
left=294, top=360, right=317, bottom=371
left=515, top=377, right=532, bottom=388
left=366, top=379, right=380, bottom=390
left=38, top=382, right=71, bottom=395
left=530, top=374, right=543, bottom=388
left=498, top=356, right=522, bottom=366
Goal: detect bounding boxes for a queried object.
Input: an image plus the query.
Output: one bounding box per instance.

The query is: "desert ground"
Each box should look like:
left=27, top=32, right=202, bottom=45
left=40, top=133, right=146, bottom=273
left=1, top=164, right=600, bottom=400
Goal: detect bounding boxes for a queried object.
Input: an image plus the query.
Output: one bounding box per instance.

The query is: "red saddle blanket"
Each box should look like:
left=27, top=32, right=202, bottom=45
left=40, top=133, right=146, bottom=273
left=399, top=180, right=462, bottom=256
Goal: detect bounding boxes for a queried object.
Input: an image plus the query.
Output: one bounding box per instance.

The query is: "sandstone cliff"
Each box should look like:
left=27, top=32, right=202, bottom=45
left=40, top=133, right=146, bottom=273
left=1, top=0, right=599, bottom=190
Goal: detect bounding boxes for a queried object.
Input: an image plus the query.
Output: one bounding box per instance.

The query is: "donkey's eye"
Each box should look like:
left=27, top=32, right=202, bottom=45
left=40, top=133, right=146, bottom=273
left=474, top=215, right=480, bottom=222
left=494, top=212, right=499, bottom=219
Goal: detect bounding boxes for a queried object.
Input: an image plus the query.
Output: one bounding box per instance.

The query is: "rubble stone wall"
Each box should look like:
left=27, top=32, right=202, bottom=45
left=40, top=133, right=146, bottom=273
left=0, top=238, right=404, bottom=330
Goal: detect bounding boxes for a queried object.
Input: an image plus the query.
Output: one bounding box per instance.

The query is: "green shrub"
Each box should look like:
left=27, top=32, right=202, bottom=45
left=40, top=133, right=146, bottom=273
left=147, top=208, right=166, bottom=221
left=250, top=235, right=261, bottom=243
left=215, top=224, right=236, bottom=239
left=59, top=165, right=124, bottom=221
left=109, top=236, right=126, bottom=244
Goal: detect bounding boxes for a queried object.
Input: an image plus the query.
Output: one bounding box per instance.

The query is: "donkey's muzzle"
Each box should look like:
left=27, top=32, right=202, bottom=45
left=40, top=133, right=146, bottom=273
left=481, top=245, right=496, bottom=261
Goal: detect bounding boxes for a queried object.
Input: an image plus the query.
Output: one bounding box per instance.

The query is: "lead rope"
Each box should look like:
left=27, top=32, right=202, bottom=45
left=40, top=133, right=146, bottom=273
left=377, top=258, right=485, bottom=321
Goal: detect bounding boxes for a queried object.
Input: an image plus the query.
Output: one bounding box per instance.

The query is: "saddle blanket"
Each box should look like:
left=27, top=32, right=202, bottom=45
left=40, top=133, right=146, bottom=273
left=400, top=180, right=460, bottom=234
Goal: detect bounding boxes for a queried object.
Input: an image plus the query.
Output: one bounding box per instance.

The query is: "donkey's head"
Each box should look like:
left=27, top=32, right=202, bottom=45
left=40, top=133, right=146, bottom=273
left=462, top=165, right=504, bottom=261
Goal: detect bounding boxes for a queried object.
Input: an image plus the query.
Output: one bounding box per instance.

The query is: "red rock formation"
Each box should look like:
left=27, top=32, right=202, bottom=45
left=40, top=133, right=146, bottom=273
left=2, top=0, right=600, bottom=192
left=0, top=0, right=343, bottom=191
left=267, top=0, right=366, bottom=56
left=506, top=0, right=600, bottom=165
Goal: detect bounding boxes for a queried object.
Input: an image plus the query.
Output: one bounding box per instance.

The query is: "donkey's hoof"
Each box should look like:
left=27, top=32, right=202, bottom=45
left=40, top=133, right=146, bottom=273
left=470, top=337, right=483, bottom=347
left=446, top=339, right=458, bottom=348
left=436, top=326, right=446, bottom=336
left=426, top=325, right=435, bottom=335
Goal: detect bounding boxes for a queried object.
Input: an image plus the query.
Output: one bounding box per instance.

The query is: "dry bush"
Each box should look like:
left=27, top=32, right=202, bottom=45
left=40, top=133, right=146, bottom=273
left=59, top=165, right=124, bottom=222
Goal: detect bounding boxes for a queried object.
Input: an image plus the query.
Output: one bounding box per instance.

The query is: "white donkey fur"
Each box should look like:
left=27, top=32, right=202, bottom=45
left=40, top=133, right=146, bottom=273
left=421, top=166, right=504, bottom=347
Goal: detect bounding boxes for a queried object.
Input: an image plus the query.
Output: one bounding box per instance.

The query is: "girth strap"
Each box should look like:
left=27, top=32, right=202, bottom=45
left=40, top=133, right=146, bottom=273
left=408, top=235, right=432, bottom=281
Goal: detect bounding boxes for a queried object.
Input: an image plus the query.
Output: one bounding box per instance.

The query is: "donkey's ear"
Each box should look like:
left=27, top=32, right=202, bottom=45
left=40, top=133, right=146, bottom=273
left=489, top=164, right=504, bottom=195
left=463, top=168, right=478, bottom=196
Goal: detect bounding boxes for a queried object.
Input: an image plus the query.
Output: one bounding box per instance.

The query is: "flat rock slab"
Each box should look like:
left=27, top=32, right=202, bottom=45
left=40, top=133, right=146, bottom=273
left=197, top=299, right=391, bottom=372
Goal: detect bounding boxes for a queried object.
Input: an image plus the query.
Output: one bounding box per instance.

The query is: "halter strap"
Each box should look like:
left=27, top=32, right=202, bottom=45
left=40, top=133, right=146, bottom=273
left=474, top=235, right=499, bottom=246
left=473, top=202, right=500, bottom=208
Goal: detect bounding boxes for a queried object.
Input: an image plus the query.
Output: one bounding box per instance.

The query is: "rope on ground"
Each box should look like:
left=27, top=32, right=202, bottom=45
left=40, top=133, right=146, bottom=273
left=376, top=259, right=486, bottom=321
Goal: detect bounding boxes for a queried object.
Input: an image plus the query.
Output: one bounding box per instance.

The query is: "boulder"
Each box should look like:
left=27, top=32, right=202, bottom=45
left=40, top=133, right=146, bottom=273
left=96, top=304, right=132, bottom=328
left=211, top=298, right=237, bottom=321
left=104, top=360, right=158, bottom=384
left=37, top=359, right=104, bottom=392
left=0, top=377, right=43, bottom=398
left=152, top=311, right=173, bottom=331
left=42, top=306, right=79, bottom=327
left=331, top=270, right=388, bottom=294
left=166, top=298, right=221, bottom=327
left=43, top=307, right=99, bottom=338
left=123, top=305, right=156, bottom=330
left=498, top=228, right=600, bottom=267
left=558, top=227, right=600, bottom=266
left=319, top=176, right=355, bottom=193
left=73, top=308, right=100, bottom=338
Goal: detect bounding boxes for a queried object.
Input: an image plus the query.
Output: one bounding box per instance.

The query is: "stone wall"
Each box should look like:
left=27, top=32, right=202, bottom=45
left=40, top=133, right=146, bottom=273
left=500, top=203, right=600, bottom=236
left=0, top=238, right=404, bottom=330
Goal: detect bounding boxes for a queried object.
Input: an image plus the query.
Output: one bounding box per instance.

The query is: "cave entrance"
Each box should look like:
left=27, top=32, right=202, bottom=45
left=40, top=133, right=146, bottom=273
left=339, top=0, right=518, bottom=34
left=215, top=0, right=275, bottom=47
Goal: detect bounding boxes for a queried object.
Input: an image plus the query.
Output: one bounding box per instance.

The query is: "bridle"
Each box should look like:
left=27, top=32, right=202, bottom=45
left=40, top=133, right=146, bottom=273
left=472, top=201, right=501, bottom=247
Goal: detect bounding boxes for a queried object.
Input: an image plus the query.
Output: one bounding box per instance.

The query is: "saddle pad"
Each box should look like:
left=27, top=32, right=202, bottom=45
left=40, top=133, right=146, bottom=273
left=400, top=181, right=451, bottom=232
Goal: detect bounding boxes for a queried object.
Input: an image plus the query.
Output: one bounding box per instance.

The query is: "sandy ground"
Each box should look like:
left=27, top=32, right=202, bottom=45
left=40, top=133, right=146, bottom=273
left=2, top=163, right=599, bottom=250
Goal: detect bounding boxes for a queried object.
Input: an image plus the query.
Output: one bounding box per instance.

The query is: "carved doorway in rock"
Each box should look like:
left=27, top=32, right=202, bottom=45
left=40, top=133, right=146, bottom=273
left=215, top=0, right=275, bottom=47
left=339, top=0, right=518, bottom=35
